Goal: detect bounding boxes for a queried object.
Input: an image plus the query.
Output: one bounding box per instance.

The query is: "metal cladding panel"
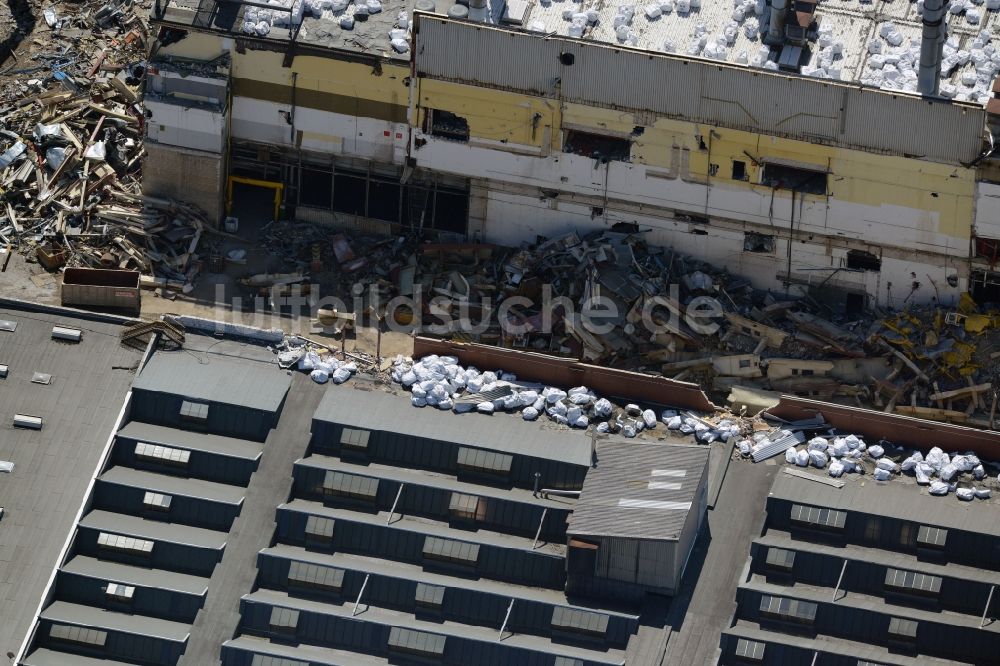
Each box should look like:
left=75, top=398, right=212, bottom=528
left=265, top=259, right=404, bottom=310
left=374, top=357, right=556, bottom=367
left=414, top=18, right=987, bottom=164
left=697, top=67, right=841, bottom=141
left=415, top=17, right=561, bottom=96
left=842, top=88, right=985, bottom=162
left=596, top=537, right=639, bottom=584
left=559, top=43, right=702, bottom=121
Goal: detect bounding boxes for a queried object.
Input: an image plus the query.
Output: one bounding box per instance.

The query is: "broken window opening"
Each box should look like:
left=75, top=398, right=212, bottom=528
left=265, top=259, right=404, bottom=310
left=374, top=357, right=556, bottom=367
left=299, top=167, right=332, bottom=209
left=975, top=237, right=1000, bottom=263
left=743, top=231, right=775, bottom=253
left=762, top=162, right=827, bottom=195
left=429, top=110, right=470, bottom=142
left=847, top=249, right=881, bottom=272
left=563, top=130, right=631, bottom=163
left=732, top=160, right=747, bottom=181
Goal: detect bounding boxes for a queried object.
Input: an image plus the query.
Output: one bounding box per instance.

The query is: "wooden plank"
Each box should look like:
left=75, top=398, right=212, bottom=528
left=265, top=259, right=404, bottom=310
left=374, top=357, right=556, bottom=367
left=894, top=405, right=968, bottom=423
left=928, top=383, right=992, bottom=401
left=783, top=467, right=845, bottom=488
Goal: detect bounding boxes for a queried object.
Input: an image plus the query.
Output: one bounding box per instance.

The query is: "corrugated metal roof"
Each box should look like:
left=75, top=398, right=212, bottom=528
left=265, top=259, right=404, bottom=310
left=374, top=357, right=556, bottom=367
left=768, top=470, right=1000, bottom=538
left=99, top=466, right=247, bottom=505
left=116, top=421, right=263, bottom=460
left=568, top=442, right=709, bottom=541
left=132, top=352, right=291, bottom=412
left=61, top=555, right=210, bottom=595
left=39, top=601, right=191, bottom=641
left=79, top=510, right=229, bottom=549
left=415, top=18, right=986, bottom=165
left=313, top=386, right=594, bottom=467
left=414, top=19, right=561, bottom=96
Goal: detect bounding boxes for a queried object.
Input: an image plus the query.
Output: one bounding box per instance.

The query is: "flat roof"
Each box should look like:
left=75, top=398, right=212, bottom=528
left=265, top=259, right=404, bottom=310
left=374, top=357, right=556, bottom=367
left=39, top=601, right=191, bottom=642
left=0, top=305, right=140, bottom=657
left=78, top=510, right=229, bottom=550
left=768, top=467, right=1000, bottom=538
left=222, top=635, right=392, bottom=665
left=99, top=466, right=247, bottom=505
left=115, top=421, right=264, bottom=460
left=569, top=442, right=709, bottom=541
left=261, top=545, right=638, bottom=618
left=22, top=648, right=143, bottom=666
left=243, top=588, right=628, bottom=665
left=756, top=528, right=1000, bottom=588
left=153, top=0, right=1000, bottom=104
left=296, top=454, right=576, bottom=511
left=726, top=619, right=970, bottom=666
left=60, top=555, right=211, bottom=596
left=313, top=384, right=594, bottom=467
left=279, top=498, right=568, bottom=558
left=132, top=351, right=290, bottom=413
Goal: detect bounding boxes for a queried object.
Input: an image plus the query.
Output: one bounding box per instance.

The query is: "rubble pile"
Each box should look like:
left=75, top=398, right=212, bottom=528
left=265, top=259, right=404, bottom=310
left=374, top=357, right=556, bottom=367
left=0, top=2, right=211, bottom=291
left=260, top=226, right=1000, bottom=430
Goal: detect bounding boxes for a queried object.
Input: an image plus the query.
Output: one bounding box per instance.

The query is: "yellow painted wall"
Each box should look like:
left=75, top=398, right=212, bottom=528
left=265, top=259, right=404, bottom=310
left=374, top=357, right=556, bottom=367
left=418, top=79, right=560, bottom=149
left=227, top=50, right=408, bottom=105
left=417, top=80, right=976, bottom=241
left=291, top=57, right=409, bottom=106
left=155, top=31, right=226, bottom=60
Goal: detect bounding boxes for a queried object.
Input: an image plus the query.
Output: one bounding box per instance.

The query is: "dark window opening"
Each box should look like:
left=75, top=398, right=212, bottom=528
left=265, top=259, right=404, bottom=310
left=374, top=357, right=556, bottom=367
left=739, top=359, right=752, bottom=369
left=743, top=231, right=774, bottom=253
left=762, top=162, right=827, bottom=194
left=432, top=190, right=469, bottom=234
left=429, top=110, right=469, bottom=142
left=845, top=291, right=866, bottom=315
left=367, top=180, right=401, bottom=223
left=158, top=28, right=188, bottom=47
left=847, top=249, right=881, bottom=271
left=611, top=221, right=638, bottom=233
left=732, top=160, right=747, bottom=181
left=690, top=228, right=708, bottom=236
left=971, top=269, right=1000, bottom=304
left=332, top=174, right=366, bottom=216
left=564, top=130, right=631, bottom=162
left=975, top=237, right=1000, bottom=262
left=560, top=52, right=575, bottom=66
left=300, top=167, right=332, bottom=208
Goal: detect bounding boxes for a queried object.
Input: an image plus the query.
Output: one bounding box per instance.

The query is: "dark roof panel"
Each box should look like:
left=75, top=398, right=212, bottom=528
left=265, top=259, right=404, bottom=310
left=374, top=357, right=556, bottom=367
left=313, top=385, right=594, bottom=467
left=133, top=353, right=290, bottom=412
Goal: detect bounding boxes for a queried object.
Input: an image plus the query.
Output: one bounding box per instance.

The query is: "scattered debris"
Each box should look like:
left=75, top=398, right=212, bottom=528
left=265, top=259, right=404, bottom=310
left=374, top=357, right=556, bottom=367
left=0, top=2, right=214, bottom=293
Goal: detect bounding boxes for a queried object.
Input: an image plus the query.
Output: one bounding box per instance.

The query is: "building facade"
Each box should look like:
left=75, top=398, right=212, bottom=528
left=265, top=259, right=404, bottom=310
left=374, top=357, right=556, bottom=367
left=145, top=2, right=1000, bottom=309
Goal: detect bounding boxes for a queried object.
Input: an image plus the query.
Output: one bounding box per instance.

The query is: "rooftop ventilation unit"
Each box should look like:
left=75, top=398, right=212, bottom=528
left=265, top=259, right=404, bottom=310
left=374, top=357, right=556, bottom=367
left=13, top=414, right=42, bottom=429
left=51, top=326, right=82, bottom=342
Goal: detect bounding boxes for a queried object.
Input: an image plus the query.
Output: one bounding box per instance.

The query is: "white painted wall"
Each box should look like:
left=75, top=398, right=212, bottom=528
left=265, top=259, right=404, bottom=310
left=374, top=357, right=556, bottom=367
left=975, top=181, right=1000, bottom=239
left=479, top=189, right=965, bottom=307
left=415, top=133, right=967, bottom=266
left=145, top=99, right=226, bottom=153
left=231, top=96, right=407, bottom=163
